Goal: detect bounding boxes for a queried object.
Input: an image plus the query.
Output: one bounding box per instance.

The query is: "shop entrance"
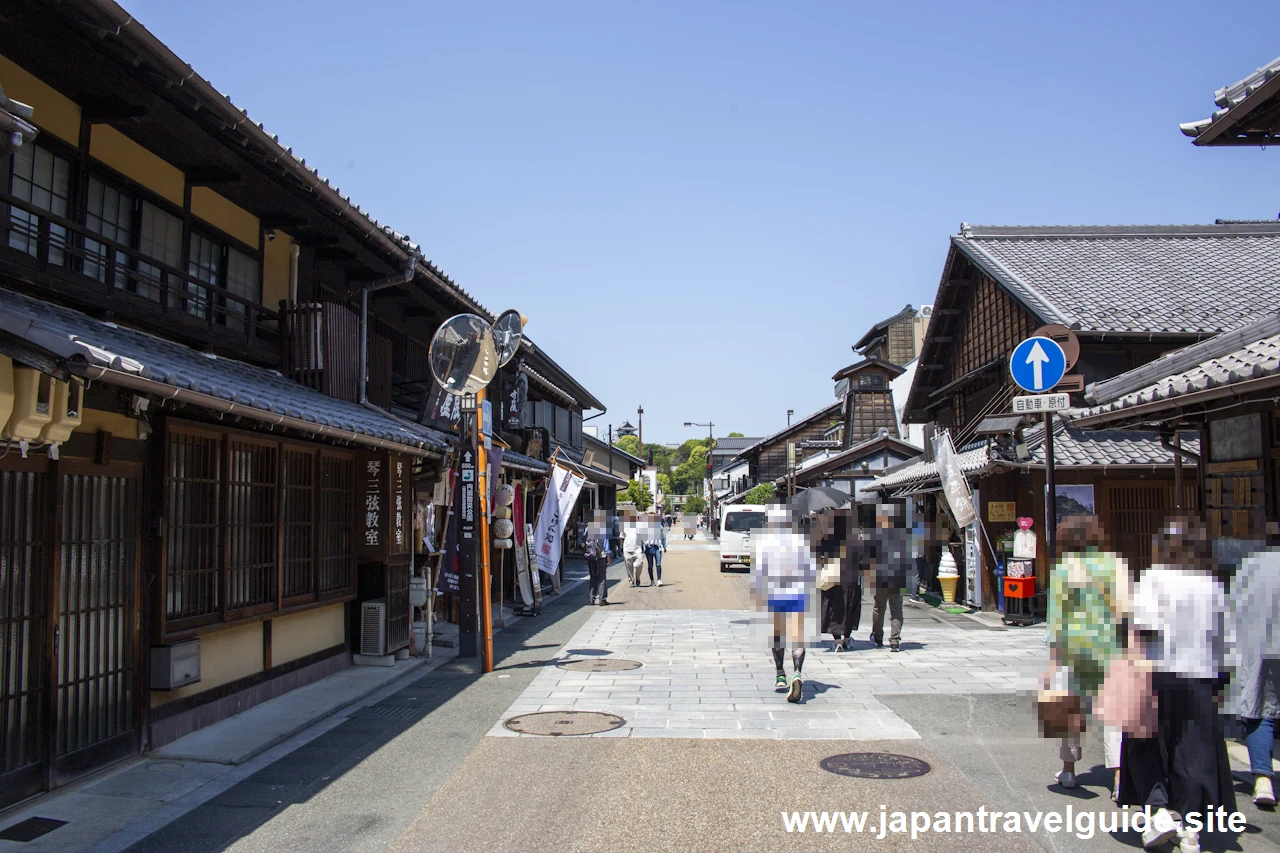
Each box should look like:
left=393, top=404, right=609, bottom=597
left=0, top=460, right=141, bottom=807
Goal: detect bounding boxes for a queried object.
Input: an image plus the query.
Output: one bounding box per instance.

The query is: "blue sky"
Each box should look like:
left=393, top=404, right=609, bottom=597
left=126, top=0, right=1280, bottom=443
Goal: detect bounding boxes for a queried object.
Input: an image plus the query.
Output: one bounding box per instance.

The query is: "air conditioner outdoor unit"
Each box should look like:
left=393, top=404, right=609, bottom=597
left=920, top=305, right=933, bottom=319
left=361, top=598, right=387, bottom=656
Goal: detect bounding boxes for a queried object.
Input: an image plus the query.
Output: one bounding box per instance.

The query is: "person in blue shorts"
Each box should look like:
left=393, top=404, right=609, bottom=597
left=752, top=508, right=818, bottom=702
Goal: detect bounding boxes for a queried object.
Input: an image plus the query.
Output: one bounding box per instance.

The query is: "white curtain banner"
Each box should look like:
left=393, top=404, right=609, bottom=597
left=933, top=430, right=977, bottom=529
left=532, top=464, right=586, bottom=576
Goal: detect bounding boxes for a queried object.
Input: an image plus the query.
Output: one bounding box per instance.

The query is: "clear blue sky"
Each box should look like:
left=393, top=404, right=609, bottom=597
left=126, top=0, right=1280, bottom=443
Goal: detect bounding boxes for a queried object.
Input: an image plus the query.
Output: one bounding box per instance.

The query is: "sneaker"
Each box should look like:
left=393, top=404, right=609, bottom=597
left=833, top=640, right=845, bottom=653
left=1055, top=770, right=1077, bottom=789
left=775, top=673, right=788, bottom=691
left=890, top=642, right=901, bottom=653
left=1256, top=774, right=1276, bottom=807
left=1142, top=808, right=1179, bottom=850
left=870, top=634, right=883, bottom=647
left=1176, top=828, right=1200, bottom=853
left=656, top=580, right=664, bottom=587
left=787, top=674, right=803, bottom=703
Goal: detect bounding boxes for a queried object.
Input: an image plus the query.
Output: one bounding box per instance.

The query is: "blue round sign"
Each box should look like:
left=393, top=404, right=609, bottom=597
left=1009, top=336, right=1066, bottom=393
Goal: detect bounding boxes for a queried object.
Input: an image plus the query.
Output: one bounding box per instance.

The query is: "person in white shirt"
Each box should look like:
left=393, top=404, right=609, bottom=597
left=751, top=508, right=818, bottom=703
left=1117, top=515, right=1235, bottom=853
left=621, top=511, right=646, bottom=588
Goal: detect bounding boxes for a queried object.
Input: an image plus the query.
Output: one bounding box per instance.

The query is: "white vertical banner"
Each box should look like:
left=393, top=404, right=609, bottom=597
left=933, top=430, right=977, bottom=529
left=532, top=465, right=586, bottom=576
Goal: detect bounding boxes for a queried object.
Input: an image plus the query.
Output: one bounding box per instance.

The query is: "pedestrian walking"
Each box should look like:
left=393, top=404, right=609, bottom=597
left=582, top=510, right=610, bottom=606
left=1227, top=532, right=1280, bottom=807
left=1117, top=515, right=1235, bottom=853
left=812, top=508, right=864, bottom=652
left=644, top=511, right=667, bottom=586
left=622, top=511, right=646, bottom=587
left=866, top=502, right=909, bottom=652
left=752, top=507, right=817, bottom=703
left=1042, top=515, right=1129, bottom=792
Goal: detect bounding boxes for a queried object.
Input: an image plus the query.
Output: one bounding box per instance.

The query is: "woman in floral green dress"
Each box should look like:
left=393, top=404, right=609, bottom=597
left=1046, top=515, right=1130, bottom=791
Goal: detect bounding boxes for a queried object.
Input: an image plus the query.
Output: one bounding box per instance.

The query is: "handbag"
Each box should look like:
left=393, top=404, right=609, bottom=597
left=1096, top=652, right=1158, bottom=738
left=818, top=558, right=842, bottom=591
left=1036, top=690, right=1087, bottom=738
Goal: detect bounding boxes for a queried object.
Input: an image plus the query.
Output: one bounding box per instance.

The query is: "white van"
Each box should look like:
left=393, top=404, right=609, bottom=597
left=719, top=505, right=769, bottom=571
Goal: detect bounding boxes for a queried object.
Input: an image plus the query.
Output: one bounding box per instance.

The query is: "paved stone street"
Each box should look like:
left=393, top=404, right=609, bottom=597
left=489, top=610, right=1041, bottom=740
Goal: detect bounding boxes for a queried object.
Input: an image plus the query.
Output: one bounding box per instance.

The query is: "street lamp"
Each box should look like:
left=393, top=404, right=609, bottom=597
left=787, top=409, right=794, bottom=426
left=684, top=420, right=715, bottom=534
left=637, top=405, right=644, bottom=450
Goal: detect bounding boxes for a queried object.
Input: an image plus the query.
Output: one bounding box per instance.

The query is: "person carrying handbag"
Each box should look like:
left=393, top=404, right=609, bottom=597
left=813, top=509, right=863, bottom=652
left=1042, top=515, right=1130, bottom=793
left=1116, top=515, right=1235, bottom=853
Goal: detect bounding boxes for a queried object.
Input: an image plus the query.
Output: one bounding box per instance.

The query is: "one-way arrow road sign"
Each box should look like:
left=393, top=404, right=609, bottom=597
left=1009, top=336, right=1067, bottom=393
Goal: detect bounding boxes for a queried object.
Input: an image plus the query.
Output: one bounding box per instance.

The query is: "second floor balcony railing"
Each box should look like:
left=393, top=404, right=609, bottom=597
left=1, top=192, right=280, bottom=364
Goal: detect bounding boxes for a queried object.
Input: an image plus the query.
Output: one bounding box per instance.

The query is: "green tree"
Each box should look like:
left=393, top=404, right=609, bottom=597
left=614, top=435, right=641, bottom=457
left=728, top=431, right=744, bottom=438
left=671, top=445, right=709, bottom=494
left=743, top=482, right=775, bottom=505
left=657, top=472, right=672, bottom=494
left=617, top=480, right=653, bottom=511
left=682, top=495, right=707, bottom=514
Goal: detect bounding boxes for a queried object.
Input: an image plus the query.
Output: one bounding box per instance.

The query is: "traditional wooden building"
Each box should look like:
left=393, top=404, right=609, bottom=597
left=0, top=0, right=600, bottom=804
left=876, top=222, right=1280, bottom=607
left=721, top=402, right=840, bottom=504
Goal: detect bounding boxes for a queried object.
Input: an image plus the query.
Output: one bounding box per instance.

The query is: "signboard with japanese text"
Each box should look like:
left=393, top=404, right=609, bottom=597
left=502, top=371, right=528, bottom=431
left=357, top=450, right=412, bottom=561
left=421, top=379, right=464, bottom=432
left=1011, top=393, right=1071, bottom=414
left=933, top=431, right=976, bottom=529
left=987, top=501, right=1017, bottom=522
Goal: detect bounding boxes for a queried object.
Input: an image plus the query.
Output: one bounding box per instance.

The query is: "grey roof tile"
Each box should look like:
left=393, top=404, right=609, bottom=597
left=0, top=288, right=450, bottom=453
left=1080, top=312, right=1280, bottom=420
left=954, top=224, right=1280, bottom=335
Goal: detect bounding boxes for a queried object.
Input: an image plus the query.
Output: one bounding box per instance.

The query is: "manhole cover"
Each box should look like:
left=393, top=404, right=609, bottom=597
left=0, top=817, right=67, bottom=842
left=349, top=704, right=420, bottom=722
left=504, top=711, right=626, bottom=736
left=556, top=659, right=642, bottom=673
left=820, top=753, right=931, bottom=779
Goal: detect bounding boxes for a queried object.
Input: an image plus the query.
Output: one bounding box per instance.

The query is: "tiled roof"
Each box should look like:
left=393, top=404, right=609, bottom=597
left=712, top=437, right=760, bottom=452
left=0, top=288, right=450, bottom=454
left=1019, top=421, right=1196, bottom=468
left=734, top=402, right=842, bottom=460
left=1180, top=56, right=1280, bottom=145
left=1078, top=312, right=1280, bottom=424
left=869, top=445, right=993, bottom=492
left=500, top=449, right=550, bottom=475
left=552, top=442, right=628, bottom=487
left=869, top=423, right=1195, bottom=494
left=953, top=223, right=1280, bottom=335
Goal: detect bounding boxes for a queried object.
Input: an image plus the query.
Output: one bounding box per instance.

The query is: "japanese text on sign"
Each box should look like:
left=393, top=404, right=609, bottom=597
left=364, top=458, right=381, bottom=546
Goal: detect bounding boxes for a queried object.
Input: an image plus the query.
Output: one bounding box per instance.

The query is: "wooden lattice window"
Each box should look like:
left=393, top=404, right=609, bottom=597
left=166, top=428, right=222, bottom=623
left=953, top=275, right=1036, bottom=379
left=318, top=451, right=356, bottom=596
left=282, top=447, right=316, bottom=601
left=164, top=421, right=358, bottom=636
left=225, top=438, right=277, bottom=613
left=0, top=466, right=48, bottom=779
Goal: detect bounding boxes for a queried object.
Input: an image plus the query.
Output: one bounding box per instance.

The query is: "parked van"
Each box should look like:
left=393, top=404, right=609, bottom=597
left=719, top=504, right=769, bottom=571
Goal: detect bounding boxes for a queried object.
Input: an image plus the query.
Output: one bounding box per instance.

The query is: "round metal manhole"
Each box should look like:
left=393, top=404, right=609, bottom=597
left=556, top=658, right=642, bottom=673
left=504, top=711, right=626, bottom=736
left=820, top=753, right=932, bottom=779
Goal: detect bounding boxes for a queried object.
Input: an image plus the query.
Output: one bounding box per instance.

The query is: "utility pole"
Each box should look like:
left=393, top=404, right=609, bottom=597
left=1044, top=412, right=1056, bottom=564
left=637, top=405, right=644, bottom=451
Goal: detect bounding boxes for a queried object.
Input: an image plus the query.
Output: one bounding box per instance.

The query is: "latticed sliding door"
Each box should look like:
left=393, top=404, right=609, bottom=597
left=0, top=465, right=48, bottom=806
left=55, top=464, right=140, bottom=783
left=1104, top=482, right=1169, bottom=573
